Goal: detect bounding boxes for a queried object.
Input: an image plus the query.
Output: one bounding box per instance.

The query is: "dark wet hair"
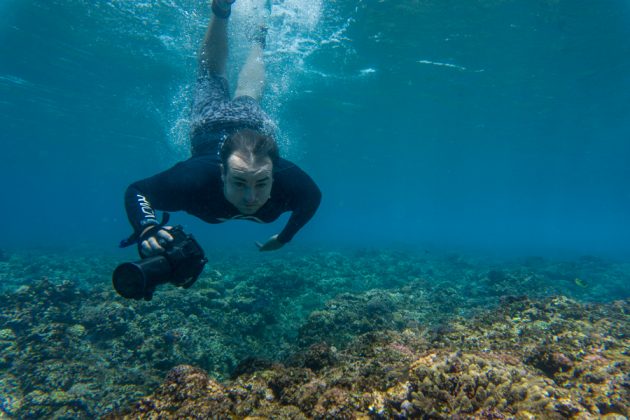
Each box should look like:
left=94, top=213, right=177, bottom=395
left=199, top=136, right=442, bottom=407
left=220, top=128, right=279, bottom=172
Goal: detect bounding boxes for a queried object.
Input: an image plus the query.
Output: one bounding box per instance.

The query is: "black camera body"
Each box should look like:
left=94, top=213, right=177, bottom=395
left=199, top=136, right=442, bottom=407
left=113, top=226, right=207, bottom=301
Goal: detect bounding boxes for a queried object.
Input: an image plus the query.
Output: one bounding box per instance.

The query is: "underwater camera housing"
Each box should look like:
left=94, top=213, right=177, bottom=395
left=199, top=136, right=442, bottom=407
left=113, top=226, right=207, bottom=301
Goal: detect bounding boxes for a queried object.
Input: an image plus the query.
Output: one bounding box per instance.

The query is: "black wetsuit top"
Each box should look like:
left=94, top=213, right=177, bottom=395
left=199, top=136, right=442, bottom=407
left=124, top=154, right=321, bottom=244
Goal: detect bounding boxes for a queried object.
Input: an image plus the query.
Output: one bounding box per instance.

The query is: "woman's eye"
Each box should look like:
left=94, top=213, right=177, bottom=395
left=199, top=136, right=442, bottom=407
left=256, top=183, right=268, bottom=189
left=234, top=182, right=246, bottom=188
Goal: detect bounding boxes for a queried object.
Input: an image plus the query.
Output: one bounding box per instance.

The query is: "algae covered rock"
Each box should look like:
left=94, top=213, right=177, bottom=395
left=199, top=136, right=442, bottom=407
left=112, top=296, right=629, bottom=419
left=1, top=249, right=628, bottom=418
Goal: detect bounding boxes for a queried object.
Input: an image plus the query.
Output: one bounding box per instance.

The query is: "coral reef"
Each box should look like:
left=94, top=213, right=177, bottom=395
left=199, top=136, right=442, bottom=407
left=0, top=248, right=628, bottom=418
left=109, top=296, right=629, bottom=419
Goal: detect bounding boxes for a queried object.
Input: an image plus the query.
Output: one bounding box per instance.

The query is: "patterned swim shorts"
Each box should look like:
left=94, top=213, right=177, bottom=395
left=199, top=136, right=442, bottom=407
left=190, top=75, right=275, bottom=157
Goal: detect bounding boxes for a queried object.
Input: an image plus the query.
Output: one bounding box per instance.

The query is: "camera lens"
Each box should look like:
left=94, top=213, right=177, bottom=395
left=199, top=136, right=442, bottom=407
left=112, top=256, right=173, bottom=300
left=112, top=262, right=147, bottom=299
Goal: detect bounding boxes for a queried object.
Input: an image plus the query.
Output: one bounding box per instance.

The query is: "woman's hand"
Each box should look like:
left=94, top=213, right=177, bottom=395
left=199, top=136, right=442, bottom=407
left=140, top=226, right=174, bottom=257
left=256, top=234, right=284, bottom=252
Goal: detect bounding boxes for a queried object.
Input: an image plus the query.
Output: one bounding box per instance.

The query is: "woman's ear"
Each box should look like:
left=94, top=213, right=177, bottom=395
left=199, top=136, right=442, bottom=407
left=219, top=164, right=225, bottom=182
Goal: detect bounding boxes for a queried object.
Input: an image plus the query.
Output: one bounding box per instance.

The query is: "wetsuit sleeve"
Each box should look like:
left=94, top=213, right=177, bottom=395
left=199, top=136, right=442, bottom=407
left=276, top=166, right=322, bottom=244
left=124, top=159, right=209, bottom=234
left=125, top=185, right=162, bottom=233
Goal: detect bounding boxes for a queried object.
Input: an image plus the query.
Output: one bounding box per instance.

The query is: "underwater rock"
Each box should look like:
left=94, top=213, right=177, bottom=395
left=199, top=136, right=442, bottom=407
left=111, top=344, right=600, bottom=418
left=0, top=373, right=23, bottom=416
left=231, top=356, right=275, bottom=378
left=0, top=328, right=17, bottom=367
left=112, top=295, right=629, bottom=418
left=107, top=365, right=236, bottom=418
left=1, top=249, right=629, bottom=418
left=297, top=290, right=409, bottom=349
left=525, top=346, right=574, bottom=376
left=286, top=342, right=339, bottom=371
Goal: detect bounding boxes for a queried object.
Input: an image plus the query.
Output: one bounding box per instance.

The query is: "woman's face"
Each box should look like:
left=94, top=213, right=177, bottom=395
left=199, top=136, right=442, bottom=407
left=222, top=152, right=273, bottom=214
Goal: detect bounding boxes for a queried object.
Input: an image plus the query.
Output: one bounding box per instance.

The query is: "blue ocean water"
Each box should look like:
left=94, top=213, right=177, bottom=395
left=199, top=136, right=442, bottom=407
left=1, top=3, right=630, bottom=417
left=1, top=0, right=629, bottom=258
